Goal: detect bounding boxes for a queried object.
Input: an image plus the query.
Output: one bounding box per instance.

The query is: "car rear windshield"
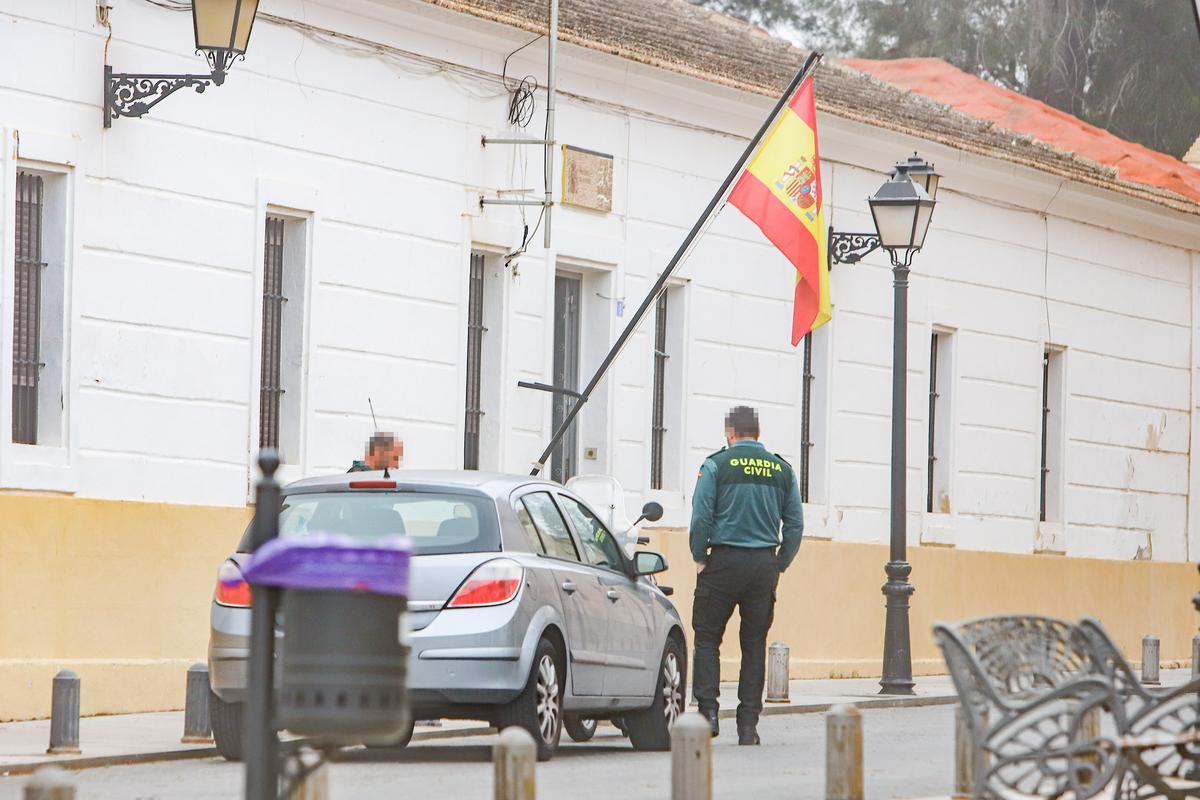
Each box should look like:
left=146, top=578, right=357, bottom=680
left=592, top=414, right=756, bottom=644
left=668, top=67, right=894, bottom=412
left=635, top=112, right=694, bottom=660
left=237, top=491, right=500, bottom=556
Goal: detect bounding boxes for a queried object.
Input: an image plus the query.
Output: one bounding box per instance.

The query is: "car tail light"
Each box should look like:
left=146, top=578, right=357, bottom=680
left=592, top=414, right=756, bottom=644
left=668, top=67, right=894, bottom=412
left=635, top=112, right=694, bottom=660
left=447, top=559, right=523, bottom=608
left=349, top=480, right=396, bottom=489
left=215, top=560, right=252, bottom=607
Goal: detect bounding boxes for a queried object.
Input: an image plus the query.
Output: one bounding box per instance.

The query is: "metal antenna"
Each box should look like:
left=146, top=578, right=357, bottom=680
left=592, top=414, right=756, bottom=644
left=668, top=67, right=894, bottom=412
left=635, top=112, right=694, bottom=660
left=368, top=397, right=379, bottom=430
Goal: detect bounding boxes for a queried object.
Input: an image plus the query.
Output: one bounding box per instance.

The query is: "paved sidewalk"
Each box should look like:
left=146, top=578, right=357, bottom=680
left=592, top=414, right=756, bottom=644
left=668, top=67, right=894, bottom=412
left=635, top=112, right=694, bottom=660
left=0, top=670, right=1189, bottom=776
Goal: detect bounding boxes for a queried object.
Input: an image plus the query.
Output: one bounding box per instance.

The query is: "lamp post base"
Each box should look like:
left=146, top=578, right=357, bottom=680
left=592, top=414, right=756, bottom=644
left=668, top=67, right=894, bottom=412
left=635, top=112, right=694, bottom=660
left=880, top=560, right=916, bottom=695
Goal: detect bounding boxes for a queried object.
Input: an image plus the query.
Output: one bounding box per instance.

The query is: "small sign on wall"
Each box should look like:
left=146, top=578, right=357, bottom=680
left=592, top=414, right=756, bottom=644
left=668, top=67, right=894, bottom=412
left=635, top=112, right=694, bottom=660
left=562, top=145, right=613, bottom=213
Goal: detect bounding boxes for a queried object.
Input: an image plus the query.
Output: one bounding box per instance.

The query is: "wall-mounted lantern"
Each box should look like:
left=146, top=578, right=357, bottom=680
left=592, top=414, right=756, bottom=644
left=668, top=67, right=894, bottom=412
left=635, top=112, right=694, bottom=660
left=104, top=0, right=261, bottom=128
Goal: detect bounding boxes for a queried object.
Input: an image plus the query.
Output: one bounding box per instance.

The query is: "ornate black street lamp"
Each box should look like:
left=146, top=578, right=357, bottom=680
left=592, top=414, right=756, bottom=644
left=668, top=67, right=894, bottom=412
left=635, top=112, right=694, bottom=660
left=830, top=154, right=939, bottom=695
left=104, top=0, right=261, bottom=127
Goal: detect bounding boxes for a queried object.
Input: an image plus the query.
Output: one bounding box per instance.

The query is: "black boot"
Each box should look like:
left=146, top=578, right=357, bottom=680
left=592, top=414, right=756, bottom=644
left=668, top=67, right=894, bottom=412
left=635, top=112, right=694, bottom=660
left=700, top=708, right=720, bottom=738
left=737, top=723, right=760, bottom=746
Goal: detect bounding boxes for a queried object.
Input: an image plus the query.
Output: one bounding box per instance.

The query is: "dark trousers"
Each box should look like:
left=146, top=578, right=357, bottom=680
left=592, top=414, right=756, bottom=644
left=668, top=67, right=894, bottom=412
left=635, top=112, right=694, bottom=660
left=691, top=545, right=780, bottom=729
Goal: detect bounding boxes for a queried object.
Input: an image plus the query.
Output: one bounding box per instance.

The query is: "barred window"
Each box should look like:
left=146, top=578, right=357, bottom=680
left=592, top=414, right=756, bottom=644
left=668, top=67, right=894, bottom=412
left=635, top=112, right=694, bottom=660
left=12, top=172, right=45, bottom=445
left=464, top=252, right=485, bottom=470
left=259, top=216, right=286, bottom=451
left=650, top=291, right=669, bottom=490
left=800, top=332, right=813, bottom=502
left=927, top=331, right=954, bottom=514
left=1040, top=348, right=1065, bottom=522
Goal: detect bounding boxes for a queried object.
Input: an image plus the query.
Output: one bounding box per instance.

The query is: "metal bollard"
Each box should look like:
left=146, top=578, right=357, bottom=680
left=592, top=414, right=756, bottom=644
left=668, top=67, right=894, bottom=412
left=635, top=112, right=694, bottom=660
left=1192, top=633, right=1199, bottom=679
left=766, top=642, right=790, bottom=703
left=182, top=663, right=213, bottom=743
left=23, top=766, right=75, bottom=800
left=826, top=704, right=863, bottom=800
left=671, top=712, right=712, bottom=800
left=1141, top=635, right=1161, bottom=686
left=494, top=726, right=536, bottom=800
left=47, top=671, right=80, bottom=755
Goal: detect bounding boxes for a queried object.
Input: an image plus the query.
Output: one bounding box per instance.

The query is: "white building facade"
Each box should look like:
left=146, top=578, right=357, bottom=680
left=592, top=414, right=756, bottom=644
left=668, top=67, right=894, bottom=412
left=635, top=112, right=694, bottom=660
left=1, top=0, right=1198, bottom=718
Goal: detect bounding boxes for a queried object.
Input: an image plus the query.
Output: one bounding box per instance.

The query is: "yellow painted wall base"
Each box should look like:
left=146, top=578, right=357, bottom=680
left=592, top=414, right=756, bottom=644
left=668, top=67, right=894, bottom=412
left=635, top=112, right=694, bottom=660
left=0, top=493, right=249, bottom=722
left=645, top=531, right=1200, bottom=683
left=1, top=494, right=1195, bottom=720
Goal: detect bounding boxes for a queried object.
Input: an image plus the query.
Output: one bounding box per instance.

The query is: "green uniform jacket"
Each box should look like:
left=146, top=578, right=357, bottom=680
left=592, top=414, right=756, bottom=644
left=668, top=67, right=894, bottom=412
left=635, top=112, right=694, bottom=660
left=689, top=439, right=804, bottom=571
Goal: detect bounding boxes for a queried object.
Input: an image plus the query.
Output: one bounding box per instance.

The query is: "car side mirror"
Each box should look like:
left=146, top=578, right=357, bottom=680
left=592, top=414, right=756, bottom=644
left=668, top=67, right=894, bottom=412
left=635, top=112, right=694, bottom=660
left=634, top=551, right=668, bottom=576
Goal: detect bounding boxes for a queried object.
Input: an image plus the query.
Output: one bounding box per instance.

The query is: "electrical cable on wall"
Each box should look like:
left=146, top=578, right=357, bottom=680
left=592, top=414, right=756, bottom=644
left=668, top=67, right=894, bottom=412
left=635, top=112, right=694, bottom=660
left=501, top=34, right=542, bottom=128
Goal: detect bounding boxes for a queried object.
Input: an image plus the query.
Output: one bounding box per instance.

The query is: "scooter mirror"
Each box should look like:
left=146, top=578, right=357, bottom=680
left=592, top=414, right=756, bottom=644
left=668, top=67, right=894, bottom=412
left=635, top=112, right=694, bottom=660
left=640, top=501, right=664, bottom=523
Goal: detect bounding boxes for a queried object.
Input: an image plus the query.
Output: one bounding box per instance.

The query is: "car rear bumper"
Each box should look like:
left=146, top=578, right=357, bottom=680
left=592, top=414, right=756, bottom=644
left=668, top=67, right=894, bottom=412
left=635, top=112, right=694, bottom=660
left=208, top=595, right=537, bottom=710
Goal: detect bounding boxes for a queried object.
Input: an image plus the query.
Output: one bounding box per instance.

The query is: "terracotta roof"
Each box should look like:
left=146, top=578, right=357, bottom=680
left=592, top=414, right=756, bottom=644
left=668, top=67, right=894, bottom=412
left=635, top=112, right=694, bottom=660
left=420, top=0, right=1200, bottom=214
left=845, top=57, right=1200, bottom=206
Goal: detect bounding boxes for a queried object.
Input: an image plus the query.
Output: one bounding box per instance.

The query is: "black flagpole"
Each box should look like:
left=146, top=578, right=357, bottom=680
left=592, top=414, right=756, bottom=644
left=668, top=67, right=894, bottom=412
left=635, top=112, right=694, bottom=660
left=530, top=50, right=824, bottom=476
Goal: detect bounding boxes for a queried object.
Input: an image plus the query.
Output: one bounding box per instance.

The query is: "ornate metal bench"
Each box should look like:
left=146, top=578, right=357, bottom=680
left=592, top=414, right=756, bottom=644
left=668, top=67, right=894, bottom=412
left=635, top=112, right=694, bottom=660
left=934, top=615, right=1200, bottom=799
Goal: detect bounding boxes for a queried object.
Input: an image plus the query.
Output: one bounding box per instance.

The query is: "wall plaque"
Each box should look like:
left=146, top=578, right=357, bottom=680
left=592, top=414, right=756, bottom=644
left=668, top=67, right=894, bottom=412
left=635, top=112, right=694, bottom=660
left=561, top=145, right=613, bottom=213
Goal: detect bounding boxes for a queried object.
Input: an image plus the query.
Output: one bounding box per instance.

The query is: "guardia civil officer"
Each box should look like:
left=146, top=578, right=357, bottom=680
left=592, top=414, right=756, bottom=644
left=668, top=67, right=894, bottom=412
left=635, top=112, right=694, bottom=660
left=689, top=406, right=803, bottom=745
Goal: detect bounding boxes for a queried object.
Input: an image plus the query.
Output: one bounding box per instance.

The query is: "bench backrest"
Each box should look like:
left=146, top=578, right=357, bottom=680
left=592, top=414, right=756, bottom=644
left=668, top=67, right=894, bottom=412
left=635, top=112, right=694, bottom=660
left=934, top=615, right=1098, bottom=711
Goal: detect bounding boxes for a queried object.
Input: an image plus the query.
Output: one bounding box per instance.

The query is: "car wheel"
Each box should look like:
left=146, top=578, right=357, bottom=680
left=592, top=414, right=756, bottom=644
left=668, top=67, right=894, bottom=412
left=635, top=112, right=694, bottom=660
left=209, top=690, right=244, bottom=762
left=499, top=637, right=563, bottom=761
left=363, top=715, right=415, bottom=750
left=625, top=638, right=686, bottom=752
left=563, top=715, right=598, bottom=742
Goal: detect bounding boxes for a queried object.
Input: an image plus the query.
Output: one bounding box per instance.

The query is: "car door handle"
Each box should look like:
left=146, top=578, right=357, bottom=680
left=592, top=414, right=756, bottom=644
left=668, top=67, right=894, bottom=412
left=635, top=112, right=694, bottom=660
left=606, top=589, right=620, bottom=601
left=561, top=580, right=577, bottom=594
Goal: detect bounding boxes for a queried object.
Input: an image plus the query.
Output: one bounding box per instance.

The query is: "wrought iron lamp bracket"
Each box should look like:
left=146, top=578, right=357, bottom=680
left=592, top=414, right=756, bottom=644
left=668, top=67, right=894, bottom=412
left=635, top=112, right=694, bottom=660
left=828, top=229, right=882, bottom=267
left=104, top=64, right=225, bottom=128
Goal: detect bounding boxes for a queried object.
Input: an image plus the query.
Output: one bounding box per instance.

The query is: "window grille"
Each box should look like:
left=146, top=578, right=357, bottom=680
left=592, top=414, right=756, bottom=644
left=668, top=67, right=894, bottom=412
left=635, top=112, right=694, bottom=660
left=800, top=333, right=814, bottom=502
left=650, top=291, right=669, bottom=490
left=259, top=216, right=286, bottom=450
left=927, top=332, right=940, bottom=513
left=1040, top=351, right=1050, bottom=523
left=12, top=172, right=44, bottom=445
left=464, top=252, right=486, bottom=470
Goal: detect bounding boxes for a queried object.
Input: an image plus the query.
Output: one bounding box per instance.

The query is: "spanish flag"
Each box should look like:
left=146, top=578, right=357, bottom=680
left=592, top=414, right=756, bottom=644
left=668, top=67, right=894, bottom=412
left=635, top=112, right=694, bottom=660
left=728, top=75, right=831, bottom=345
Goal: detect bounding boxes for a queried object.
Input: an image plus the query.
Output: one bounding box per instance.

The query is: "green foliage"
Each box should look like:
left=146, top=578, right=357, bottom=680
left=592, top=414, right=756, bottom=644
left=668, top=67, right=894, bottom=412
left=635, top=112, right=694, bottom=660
left=691, top=0, right=1200, bottom=158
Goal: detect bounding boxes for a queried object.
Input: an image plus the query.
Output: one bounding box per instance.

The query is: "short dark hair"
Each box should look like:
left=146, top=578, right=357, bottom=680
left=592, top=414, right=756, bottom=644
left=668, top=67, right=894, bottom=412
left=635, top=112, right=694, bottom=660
left=724, top=406, right=759, bottom=438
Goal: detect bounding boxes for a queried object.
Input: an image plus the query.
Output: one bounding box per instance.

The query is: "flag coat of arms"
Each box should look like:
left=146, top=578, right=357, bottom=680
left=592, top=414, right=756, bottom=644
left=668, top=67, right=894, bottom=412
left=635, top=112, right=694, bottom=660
left=728, top=75, right=832, bottom=345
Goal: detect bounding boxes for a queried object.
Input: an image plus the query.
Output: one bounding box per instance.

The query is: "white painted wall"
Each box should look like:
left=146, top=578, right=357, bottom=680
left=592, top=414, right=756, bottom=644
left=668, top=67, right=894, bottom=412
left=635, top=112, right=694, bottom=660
left=1, top=0, right=1198, bottom=563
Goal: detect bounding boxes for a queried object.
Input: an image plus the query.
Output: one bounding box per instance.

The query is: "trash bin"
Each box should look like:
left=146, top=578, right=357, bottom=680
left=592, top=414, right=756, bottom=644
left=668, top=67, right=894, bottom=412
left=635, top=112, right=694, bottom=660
left=241, top=534, right=412, bottom=745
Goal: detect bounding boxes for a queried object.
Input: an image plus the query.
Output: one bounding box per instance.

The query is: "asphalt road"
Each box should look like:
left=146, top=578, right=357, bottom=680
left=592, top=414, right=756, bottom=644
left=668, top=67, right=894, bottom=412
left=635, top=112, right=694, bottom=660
left=0, top=705, right=956, bottom=799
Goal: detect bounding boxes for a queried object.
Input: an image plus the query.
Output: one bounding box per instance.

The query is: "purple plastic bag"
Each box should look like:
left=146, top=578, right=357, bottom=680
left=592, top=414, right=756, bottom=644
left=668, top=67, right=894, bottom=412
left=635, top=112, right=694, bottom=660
left=239, top=534, right=412, bottom=597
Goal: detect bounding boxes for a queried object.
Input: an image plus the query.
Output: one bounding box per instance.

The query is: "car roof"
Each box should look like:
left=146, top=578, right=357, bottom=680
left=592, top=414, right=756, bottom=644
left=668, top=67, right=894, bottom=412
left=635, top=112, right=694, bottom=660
left=282, top=469, right=562, bottom=498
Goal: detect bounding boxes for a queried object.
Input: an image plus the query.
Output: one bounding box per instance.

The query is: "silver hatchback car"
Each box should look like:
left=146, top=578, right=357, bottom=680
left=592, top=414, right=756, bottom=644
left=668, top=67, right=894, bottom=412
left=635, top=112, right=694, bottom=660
left=208, top=470, right=686, bottom=761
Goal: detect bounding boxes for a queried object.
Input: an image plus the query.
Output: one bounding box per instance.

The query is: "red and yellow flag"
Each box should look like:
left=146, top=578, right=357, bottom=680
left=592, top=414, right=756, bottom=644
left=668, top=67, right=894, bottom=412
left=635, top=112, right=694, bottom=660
left=728, top=76, right=831, bottom=345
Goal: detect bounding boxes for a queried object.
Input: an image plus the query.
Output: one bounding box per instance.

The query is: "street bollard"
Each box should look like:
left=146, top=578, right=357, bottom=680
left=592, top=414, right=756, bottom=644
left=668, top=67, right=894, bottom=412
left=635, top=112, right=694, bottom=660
left=1192, top=633, right=1199, bottom=679
left=826, top=704, right=863, bottom=800
left=953, top=705, right=968, bottom=799
left=953, top=704, right=982, bottom=799
left=47, top=671, right=80, bottom=755
left=671, top=712, right=712, bottom=800
left=23, top=766, right=75, bottom=800
left=287, top=753, right=330, bottom=800
left=494, top=726, right=536, bottom=800
left=1141, top=635, right=1161, bottom=686
left=182, top=663, right=213, bottom=743
left=766, top=642, right=790, bottom=703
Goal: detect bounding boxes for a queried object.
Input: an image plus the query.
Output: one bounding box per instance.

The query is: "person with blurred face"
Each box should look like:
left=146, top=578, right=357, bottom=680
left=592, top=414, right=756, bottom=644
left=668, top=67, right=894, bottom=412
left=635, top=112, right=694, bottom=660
left=689, top=406, right=804, bottom=745
left=348, top=432, right=404, bottom=475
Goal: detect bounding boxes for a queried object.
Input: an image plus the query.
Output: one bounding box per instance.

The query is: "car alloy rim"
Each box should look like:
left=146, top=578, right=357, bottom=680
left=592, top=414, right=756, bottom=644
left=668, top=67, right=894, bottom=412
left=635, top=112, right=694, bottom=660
left=580, top=718, right=597, bottom=733
left=662, top=651, right=683, bottom=725
left=536, top=654, right=560, bottom=743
